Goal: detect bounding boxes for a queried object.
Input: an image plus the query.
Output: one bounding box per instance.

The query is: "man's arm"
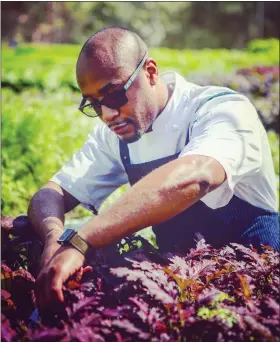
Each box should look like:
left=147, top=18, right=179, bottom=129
left=28, top=181, right=80, bottom=267
left=28, top=181, right=80, bottom=241
left=78, top=154, right=225, bottom=247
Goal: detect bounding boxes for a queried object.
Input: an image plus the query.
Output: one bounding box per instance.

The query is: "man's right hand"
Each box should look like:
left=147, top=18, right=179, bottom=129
left=40, top=230, right=63, bottom=269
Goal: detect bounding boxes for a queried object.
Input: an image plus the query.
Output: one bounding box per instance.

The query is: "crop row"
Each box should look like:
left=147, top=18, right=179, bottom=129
left=2, top=39, right=279, bottom=91
left=2, top=217, right=280, bottom=342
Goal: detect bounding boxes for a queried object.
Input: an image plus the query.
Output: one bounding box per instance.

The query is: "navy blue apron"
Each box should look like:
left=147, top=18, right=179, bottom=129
left=119, top=92, right=279, bottom=253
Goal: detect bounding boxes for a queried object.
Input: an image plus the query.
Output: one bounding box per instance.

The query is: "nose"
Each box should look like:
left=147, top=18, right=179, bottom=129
left=101, top=105, right=119, bottom=122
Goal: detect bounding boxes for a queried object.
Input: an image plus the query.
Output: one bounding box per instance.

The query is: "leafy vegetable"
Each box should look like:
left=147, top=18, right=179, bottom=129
left=1, top=215, right=279, bottom=341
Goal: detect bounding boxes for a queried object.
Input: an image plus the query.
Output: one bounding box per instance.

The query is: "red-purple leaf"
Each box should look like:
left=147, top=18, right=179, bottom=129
left=1, top=289, right=11, bottom=300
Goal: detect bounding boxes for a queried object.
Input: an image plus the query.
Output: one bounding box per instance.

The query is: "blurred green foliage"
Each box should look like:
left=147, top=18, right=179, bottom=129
left=2, top=44, right=80, bottom=91
left=1, top=40, right=279, bottom=216
left=1, top=88, right=94, bottom=216
left=247, top=38, right=280, bottom=54
left=2, top=39, right=279, bottom=92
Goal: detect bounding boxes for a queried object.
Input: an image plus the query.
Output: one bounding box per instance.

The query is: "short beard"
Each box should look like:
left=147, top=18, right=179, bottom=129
left=121, top=131, right=143, bottom=144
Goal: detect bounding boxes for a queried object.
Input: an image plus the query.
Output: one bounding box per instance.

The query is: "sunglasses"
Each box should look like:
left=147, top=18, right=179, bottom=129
left=79, top=51, right=148, bottom=118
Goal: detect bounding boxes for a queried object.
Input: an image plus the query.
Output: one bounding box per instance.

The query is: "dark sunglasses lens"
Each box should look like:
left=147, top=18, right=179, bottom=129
left=103, top=90, right=128, bottom=109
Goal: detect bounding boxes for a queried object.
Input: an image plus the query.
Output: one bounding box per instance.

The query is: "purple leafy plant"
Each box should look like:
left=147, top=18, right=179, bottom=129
left=1, top=215, right=280, bottom=342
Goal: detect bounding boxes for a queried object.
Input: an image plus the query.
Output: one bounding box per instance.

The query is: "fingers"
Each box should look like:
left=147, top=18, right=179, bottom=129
left=48, top=273, right=64, bottom=303
left=35, top=247, right=85, bottom=313
left=75, top=265, right=93, bottom=281
left=35, top=266, right=63, bottom=313
left=83, top=266, right=93, bottom=273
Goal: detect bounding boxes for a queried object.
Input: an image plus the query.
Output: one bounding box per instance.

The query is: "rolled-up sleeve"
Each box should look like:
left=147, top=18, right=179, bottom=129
left=180, top=97, right=262, bottom=209
left=50, top=124, right=128, bottom=211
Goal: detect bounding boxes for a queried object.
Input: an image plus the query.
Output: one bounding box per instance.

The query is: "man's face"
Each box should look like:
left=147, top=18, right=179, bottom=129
left=77, top=59, right=159, bottom=143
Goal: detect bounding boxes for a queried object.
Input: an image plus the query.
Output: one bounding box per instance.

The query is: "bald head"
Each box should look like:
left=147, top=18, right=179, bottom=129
left=76, top=27, right=147, bottom=87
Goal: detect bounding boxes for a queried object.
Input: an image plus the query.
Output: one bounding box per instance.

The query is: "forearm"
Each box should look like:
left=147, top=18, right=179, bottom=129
left=28, top=185, right=65, bottom=243
left=79, top=155, right=225, bottom=248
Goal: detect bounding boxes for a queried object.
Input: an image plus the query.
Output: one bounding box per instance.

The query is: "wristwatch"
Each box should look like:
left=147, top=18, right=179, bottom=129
left=57, top=229, right=91, bottom=256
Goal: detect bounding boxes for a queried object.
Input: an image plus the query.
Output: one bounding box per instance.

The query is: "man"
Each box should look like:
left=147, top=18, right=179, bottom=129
left=28, top=27, right=279, bottom=310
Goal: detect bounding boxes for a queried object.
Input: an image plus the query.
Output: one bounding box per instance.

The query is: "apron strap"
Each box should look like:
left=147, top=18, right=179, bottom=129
left=119, top=139, right=131, bottom=170
left=185, top=125, right=190, bottom=146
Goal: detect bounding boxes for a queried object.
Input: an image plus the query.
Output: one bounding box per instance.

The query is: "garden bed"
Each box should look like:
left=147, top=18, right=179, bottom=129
left=1, top=215, right=279, bottom=342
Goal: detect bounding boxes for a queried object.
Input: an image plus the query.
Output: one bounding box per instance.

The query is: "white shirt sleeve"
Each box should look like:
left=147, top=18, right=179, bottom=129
left=179, top=96, right=262, bottom=209
left=50, top=124, right=128, bottom=211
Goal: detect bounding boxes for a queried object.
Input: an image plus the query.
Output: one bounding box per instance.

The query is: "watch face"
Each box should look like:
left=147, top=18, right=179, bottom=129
left=58, top=229, right=76, bottom=244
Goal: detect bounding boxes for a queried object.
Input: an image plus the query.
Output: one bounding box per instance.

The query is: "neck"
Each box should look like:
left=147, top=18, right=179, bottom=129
left=145, top=79, right=172, bottom=133
left=159, top=79, right=171, bottom=113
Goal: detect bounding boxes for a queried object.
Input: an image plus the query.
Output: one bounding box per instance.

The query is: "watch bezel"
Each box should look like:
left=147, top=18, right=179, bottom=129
left=57, top=229, right=77, bottom=245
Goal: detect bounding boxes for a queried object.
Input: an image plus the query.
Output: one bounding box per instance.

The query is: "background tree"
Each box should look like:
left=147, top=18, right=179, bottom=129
left=1, top=1, right=279, bottom=48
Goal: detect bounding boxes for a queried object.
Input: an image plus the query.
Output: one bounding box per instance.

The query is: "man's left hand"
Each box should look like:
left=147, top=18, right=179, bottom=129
left=35, top=245, right=85, bottom=312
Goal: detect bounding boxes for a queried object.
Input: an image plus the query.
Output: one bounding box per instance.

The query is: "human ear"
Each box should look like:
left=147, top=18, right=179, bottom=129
left=145, top=58, right=158, bottom=85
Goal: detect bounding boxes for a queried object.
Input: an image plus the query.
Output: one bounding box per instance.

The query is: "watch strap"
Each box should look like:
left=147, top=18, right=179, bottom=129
left=69, top=233, right=90, bottom=256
